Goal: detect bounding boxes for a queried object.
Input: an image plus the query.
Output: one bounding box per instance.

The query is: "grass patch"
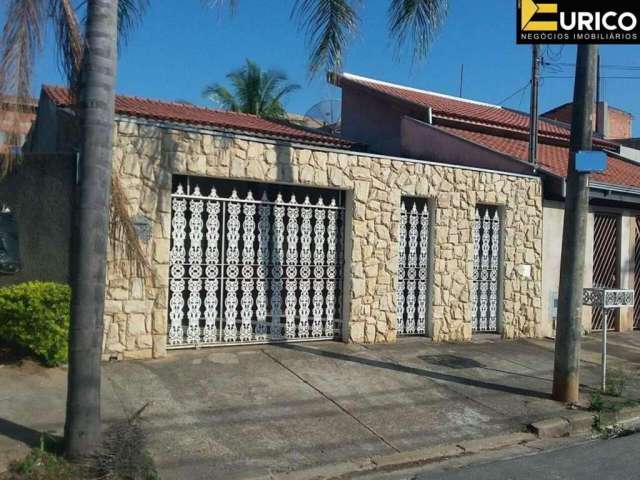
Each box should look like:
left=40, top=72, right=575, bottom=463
left=6, top=406, right=159, bottom=480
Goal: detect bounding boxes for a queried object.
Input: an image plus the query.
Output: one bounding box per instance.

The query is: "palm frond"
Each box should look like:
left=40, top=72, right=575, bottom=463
left=201, top=0, right=237, bottom=13
left=117, top=0, right=149, bottom=46
left=0, top=0, right=46, bottom=173
left=53, top=0, right=84, bottom=93
left=110, top=174, right=151, bottom=278
left=388, top=0, right=447, bottom=63
left=291, top=0, right=359, bottom=77
left=203, top=84, right=240, bottom=111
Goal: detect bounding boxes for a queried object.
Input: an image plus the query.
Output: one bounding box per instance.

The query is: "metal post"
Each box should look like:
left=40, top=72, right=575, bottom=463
left=602, top=311, right=608, bottom=392
left=528, top=44, right=540, bottom=164
left=552, top=45, right=599, bottom=403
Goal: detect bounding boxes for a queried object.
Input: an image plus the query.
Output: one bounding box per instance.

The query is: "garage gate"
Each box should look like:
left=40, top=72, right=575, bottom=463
left=168, top=176, right=344, bottom=348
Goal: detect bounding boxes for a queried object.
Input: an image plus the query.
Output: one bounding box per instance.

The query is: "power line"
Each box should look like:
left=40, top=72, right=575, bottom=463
left=496, top=81, right=531, bottom=106
left=542, top=75, right=640, bottom=80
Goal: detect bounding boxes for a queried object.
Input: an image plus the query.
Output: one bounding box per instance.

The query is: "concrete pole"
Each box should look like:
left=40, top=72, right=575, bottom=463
left=552, top=44, right=598, bottom=404
left=528, top=44, right=540, bottom=164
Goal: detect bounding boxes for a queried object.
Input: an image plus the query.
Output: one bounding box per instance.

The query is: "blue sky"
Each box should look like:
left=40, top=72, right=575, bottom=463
left=30, top=1, right=640, bottom=135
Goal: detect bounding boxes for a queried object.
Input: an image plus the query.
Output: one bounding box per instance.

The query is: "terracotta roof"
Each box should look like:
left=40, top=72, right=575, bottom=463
left=336, top=73, right=572, bottom=138
left=42, top=85, right=357, bottom=149
left=437, top=125, right=640, bottom=189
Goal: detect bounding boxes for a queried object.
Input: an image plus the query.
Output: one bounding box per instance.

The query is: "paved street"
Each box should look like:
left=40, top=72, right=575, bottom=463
left=419, top=433, right=640, bottom=480
left=1, top=333, right=639, bottom=478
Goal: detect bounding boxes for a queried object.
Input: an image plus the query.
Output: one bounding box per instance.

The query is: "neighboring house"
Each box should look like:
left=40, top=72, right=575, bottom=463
left=542, top=101, right=633, bottom=141
left=0, top=95, right=38, bottom=153
left=331, top=72, right=640, bottom=336
left=0, top=85, right=543, bottom=360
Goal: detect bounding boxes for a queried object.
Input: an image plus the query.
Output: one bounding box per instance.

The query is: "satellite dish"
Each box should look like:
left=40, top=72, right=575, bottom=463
left=303, top=100, right=341, bottom=134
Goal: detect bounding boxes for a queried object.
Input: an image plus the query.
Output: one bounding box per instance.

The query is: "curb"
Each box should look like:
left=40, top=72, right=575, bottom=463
left=529, top=404, right=640, bottom=438
left=262, top=406, right=640, bottom=480
left=264, top=432, right=534, bottom=480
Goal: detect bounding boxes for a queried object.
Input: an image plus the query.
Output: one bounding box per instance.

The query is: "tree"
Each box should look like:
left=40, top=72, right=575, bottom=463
left=203, top=60, right=300, bottom=118
left=0, top=0, right=147, bottom=459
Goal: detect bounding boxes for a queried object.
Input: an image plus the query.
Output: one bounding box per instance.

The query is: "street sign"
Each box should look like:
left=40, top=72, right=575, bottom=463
left=575, top=150, right=607, bottom=173
left=583, top=288, right=634, bottom=391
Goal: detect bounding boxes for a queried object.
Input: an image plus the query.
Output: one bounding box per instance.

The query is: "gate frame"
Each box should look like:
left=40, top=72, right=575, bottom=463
left=471, top=203, right=506, bottom=335
left=592, top=212, right=622, bottom=332
left=165, top=173, right=353, bottom=348
left=395, top=195, right=437, bottom=338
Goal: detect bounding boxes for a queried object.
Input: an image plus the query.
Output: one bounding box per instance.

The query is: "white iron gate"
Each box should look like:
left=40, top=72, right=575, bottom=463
left=396, top=198, right=432, bottom=336
left=168, top=177, right=344, bottom=348
left=471, top=206, right=502, bottom=332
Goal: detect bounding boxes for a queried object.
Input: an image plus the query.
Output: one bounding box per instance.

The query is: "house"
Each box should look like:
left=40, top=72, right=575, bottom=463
left=0, top=95, right=38, bottom=153
left=0, top=84, right=543, bottom=360
left=330, top=72, right=640, bottom=336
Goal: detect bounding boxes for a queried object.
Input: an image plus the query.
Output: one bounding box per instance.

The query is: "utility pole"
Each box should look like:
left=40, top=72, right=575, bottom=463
left=528, top=44, right=540, bottom=164
left=552, top=44, right=599, bottom=404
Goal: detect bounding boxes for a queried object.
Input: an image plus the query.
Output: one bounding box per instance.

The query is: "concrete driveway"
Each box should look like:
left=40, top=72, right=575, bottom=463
left=1, top=333, right=639, bottom=479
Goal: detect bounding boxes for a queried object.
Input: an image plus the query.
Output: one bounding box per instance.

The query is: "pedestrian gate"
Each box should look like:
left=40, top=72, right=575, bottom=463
left=396, top=198, right=432, bottom=336
left=592, top=214, right=619, bottom=331
left=168, top=177, right=344, bottom=347
left=471, top=206, right=502, bottom=332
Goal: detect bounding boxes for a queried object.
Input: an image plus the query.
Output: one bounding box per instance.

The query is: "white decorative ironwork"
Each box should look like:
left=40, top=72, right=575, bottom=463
left=416, top=205, right=429, bottom=335
left=169, top=193, right=188, bottom=345
left=312, top=201, right=326, bottom=337
left=255, top=196, right=270, bottom=340
left=239, top=195, right=256, bottom=342
left=271, top=195, right=286, bottom=339
left=397, top=199, right=431, bottom=336
left=285, top=196, right=299, bottom=339
left=471, top=206, right=502, bottom=332
left=488, top=211, right=500, bottom=331
left=168, top=181, right=344, bottom=348
left=224, top=191, right=241, bottom=341
left=325, top=201, right=338, bottom=337
left=298, top=197, right=313, bottom=338
left=202, top=193, right=220, bottom=342
left=186, top=197, right=204, bottom=343
left=396, top=202, right=407, bottom=334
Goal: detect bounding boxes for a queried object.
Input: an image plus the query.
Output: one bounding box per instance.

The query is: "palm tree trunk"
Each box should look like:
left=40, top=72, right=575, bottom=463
left=64, top=0, right=119, bottom=459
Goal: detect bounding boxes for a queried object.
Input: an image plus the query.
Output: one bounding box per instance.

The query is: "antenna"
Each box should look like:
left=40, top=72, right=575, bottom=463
left=459, top=64, right=464, bottom=97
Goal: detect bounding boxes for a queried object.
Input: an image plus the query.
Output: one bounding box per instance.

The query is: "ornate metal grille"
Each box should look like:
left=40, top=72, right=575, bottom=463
left=168, top=177, right=344, bottom=348
left=471, top=206, right=502, bottom=332
left=592, top=214, right=619, bottom=331
left=635, top=216, right=640, bottom=330
left=396, top=198, right=432, bottom=336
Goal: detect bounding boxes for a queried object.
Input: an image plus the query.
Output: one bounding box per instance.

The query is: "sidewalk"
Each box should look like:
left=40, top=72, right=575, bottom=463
left=1, top=333, right=639, bottom=479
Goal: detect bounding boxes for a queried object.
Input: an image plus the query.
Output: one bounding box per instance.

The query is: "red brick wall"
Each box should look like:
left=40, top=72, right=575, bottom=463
left=542, top=102, right=633, bottom=140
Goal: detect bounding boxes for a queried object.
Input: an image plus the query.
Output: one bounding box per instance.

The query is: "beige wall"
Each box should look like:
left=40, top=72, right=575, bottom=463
left=542, top=201, right=637, bottom=335
left=103, top=119, right=544, bottom=360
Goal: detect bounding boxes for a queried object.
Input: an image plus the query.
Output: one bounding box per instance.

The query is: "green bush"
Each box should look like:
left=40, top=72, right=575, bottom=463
left=0, top=282, right=70, bottom=366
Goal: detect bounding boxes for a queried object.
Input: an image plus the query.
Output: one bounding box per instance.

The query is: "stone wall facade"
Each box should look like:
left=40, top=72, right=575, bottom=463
left=103, top=118, right=543, bottom=360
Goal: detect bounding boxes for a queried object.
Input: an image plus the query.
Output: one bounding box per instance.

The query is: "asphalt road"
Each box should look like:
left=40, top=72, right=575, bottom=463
left=418, top=434, right=639, bottom=480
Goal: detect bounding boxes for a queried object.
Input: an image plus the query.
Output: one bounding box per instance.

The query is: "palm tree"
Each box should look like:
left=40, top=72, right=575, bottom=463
left=0, top=0, right=447, bottom=460
left=203, top=60, right=300, bottom=119
left=0, top=0, right=146, bottom=459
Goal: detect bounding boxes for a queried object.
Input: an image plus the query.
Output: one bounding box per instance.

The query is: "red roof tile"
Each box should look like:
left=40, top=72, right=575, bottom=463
left=338, top=73, right=571, bottom=138
left=42, top=85, right=356, bottom=149
left=437, top=125, right=640, bottom=189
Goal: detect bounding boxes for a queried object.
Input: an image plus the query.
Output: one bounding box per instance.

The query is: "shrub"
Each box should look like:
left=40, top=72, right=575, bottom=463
left=0, top=282, right=70, bottom=366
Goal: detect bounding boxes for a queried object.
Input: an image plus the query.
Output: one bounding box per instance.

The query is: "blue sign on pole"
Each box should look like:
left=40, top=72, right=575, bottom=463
left=575, top=150, right=607, bottom=173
